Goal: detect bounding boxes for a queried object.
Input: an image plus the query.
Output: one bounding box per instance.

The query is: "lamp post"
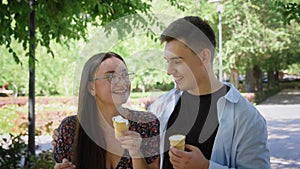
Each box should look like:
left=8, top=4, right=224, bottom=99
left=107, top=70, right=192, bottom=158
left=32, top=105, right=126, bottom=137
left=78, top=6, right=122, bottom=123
left=208, top=0, right=223, bottom=82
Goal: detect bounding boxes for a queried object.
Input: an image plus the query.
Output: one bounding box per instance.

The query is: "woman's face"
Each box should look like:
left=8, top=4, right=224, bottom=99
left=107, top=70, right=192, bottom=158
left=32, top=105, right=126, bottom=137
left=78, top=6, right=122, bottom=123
left=92, top=57, right=131, bottom=106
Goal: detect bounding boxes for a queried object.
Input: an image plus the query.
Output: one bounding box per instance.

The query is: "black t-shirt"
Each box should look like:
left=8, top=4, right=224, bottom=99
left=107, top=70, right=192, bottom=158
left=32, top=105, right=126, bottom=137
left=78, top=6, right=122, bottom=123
left=162, top=86, right=228, bottom=169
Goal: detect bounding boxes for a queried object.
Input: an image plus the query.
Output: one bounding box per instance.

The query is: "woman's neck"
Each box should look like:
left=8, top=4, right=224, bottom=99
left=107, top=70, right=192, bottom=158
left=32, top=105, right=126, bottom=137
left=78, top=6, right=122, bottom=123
left=96, top=102, right=129, bottom=127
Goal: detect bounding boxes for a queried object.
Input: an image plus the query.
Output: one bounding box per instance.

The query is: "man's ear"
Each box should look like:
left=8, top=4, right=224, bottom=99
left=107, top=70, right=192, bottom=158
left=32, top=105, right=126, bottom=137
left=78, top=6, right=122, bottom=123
left=88, top=82, right=95, bottom=96
left=199, top=48, right=211, bottom=64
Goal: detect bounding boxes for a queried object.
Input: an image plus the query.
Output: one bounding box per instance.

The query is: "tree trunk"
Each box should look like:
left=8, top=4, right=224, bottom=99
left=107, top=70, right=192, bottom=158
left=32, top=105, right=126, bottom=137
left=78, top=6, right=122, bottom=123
left=230, top=68, right=239, bottom=89
left=275, top=71, right=279, bottom=86
left=245, top=66, right=255, bottom=92
left=253, top=65, right=263, bottom=92
left=267, top=71, right=275, bottom=90
left=27, top=0, right=36, bottom=166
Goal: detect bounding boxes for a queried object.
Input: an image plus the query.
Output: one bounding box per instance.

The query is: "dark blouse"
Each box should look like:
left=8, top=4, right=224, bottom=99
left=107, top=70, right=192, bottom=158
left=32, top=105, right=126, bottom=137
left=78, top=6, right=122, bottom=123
left=53, top=109, right=160, bottom=169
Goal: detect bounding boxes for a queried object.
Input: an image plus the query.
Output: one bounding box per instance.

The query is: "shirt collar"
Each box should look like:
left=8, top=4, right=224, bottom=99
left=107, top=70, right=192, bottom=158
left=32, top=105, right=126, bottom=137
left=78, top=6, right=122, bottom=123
left=223, top=82, right=241, bottom=103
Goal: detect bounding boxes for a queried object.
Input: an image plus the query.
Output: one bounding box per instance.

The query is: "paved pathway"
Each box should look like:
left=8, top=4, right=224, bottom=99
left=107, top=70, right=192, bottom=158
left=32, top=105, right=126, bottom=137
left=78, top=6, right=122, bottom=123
left=256, top=88, right=300, bottom=169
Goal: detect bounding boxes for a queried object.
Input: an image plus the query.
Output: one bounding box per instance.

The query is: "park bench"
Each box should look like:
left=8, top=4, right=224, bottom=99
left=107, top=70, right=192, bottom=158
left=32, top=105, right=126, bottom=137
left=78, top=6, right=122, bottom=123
left=0, top=88, right=14, bottom=97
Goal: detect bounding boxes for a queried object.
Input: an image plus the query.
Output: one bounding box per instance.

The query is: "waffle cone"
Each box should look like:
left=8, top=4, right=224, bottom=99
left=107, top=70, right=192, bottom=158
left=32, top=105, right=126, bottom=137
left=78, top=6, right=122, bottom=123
left=169, top=134, right=186, bottom=151
left=112, top=116, right=129, bottom=139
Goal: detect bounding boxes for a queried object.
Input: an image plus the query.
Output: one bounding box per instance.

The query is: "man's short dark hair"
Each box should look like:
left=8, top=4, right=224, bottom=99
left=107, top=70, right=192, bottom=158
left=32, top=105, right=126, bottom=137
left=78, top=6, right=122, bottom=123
left=160, top=16, right=216, bottom=58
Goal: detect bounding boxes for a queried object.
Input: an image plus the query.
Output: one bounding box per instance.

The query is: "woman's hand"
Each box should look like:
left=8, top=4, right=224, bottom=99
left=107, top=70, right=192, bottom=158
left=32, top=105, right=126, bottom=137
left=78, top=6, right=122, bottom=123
left=54, top=158, right=76, bottom=169
left=118, top=130, right=143, bottom=158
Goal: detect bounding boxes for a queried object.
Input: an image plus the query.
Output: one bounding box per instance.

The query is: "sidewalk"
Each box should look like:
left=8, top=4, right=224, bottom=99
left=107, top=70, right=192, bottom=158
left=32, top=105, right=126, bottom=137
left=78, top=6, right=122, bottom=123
left=256, top=88, right=300, bottom=169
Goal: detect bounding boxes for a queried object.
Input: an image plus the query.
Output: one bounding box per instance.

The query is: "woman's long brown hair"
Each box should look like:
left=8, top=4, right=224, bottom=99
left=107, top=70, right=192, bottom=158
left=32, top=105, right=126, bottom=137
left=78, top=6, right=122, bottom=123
left=72, top=52, right=125, bottom=169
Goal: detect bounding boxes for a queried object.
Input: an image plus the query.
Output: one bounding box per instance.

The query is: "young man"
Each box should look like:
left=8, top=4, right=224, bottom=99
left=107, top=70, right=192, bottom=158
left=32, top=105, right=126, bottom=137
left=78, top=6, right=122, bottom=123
left=148, top=16, right=270, bottom=169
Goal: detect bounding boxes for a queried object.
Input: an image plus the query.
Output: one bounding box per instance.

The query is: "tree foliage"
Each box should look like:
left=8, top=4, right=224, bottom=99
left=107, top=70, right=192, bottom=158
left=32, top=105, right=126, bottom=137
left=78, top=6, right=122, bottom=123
left=273, top=0, right=300, bottom=25
left=0, top=0, right=299, bottom=95
left=0, top=0, right=186, bottom=95
left=0, top=0, right=154, bottom=64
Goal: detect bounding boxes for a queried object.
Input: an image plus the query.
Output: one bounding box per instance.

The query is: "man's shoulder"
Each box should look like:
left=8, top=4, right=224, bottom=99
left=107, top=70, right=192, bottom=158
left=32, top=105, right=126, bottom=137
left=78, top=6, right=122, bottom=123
left=148, top=89, right=179, bottom=108
left=152, top=88, right=180, bottom=103
left=222, top=83, right=265, bottom=120
left=231, top=94, right=266, bottom=123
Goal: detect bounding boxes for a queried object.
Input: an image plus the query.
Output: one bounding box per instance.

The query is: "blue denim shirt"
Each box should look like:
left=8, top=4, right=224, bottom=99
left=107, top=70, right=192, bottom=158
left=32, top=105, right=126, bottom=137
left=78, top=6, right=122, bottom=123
left=148, top=83, right=270, bottom=169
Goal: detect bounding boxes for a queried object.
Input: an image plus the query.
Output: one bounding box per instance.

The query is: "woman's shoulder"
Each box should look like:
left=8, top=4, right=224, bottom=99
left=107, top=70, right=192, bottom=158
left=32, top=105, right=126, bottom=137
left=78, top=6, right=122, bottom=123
left=59, top=115, right=77, bottom=128
left=127, top=109, right=160, bottom=138
left=128, top=109, right=158, bottom=124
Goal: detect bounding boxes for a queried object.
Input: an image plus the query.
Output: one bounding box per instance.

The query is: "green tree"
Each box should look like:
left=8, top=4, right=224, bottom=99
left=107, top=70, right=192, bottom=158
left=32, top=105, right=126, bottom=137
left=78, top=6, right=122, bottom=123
left=0, top=0, right=184, bottom=165
left=219, top=0, right=299, bottom=92
left=0, top=0, right=156, bottom=62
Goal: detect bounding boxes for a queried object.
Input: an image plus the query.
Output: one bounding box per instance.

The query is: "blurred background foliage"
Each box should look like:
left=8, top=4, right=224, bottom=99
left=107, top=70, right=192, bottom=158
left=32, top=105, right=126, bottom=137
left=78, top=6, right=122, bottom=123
left=0, top=0, right=299, bottom=96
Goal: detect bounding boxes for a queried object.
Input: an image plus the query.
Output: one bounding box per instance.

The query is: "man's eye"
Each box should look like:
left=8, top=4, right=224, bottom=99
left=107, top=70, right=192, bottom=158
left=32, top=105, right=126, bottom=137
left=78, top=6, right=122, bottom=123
left=174, top=60, right=182, bottom=64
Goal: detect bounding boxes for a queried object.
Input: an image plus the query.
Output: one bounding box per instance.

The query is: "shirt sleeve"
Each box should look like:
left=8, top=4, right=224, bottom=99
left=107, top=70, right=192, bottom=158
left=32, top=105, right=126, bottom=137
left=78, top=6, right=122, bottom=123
left=209, top=107, right=270, bottom=169
left=234, top=111, right=270, bottom=169
left=209, top=115, right=270, bottom=169
left=53, top=115, right=77, bottom=163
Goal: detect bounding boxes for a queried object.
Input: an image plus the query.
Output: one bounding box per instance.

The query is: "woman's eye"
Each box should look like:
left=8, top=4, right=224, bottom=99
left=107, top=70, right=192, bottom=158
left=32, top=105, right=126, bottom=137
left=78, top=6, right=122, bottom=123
left=108, top=74, right=115, bottom=79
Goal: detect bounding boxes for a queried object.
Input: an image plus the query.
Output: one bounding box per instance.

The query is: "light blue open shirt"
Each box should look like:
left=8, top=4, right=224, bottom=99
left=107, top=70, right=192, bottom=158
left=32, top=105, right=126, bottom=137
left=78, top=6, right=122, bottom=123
left=148, top=83, right=270, bottom=169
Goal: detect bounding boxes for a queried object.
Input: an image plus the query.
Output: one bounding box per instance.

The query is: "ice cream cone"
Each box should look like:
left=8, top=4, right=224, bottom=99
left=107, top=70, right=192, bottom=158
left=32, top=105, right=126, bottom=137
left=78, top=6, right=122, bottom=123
left=112, top=115, right=129, bottom=139
left=169, top=134, right=186, bottom=151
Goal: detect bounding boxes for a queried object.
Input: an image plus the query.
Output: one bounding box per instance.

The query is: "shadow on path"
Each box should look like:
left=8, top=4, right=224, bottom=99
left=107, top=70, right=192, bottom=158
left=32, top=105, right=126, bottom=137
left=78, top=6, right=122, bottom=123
left=267, top=119, right=300, bottom=169
left=256, top=89, right=300, bottom=169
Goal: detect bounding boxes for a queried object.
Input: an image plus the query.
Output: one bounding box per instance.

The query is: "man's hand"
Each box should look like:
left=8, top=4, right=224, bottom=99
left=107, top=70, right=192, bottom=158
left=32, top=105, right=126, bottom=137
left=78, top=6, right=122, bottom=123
left=52, top=128, right=59, bottom=151
left=169, top=144, right=209, bottom=169
left=54, top=158, right=76, bottom=169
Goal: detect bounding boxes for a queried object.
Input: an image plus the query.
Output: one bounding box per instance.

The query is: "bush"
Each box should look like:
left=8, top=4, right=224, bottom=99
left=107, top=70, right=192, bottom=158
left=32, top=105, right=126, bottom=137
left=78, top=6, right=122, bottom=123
left=0, top=100, right=75, bottom=135
left=0, top=133, right=26, bottom=168
left=0, top=133, right=55, bottom=169
left=23, top=150, right=55, bottom=169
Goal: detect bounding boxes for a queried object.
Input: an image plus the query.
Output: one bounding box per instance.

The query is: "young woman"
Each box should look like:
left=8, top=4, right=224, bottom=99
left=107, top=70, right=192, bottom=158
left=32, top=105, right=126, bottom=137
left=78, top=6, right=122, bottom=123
left=53, top=52, right=160, bottom=169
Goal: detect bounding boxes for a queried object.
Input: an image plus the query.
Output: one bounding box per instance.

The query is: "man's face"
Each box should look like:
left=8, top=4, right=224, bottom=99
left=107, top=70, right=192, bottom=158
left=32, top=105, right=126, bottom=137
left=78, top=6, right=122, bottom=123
left=164, top=40, right=206, bottom=94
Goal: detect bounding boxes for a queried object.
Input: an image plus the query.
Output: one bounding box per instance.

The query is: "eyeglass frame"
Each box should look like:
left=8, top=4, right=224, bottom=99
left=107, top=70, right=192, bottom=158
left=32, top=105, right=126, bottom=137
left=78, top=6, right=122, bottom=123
left=92, top=72, right=134, bottom=84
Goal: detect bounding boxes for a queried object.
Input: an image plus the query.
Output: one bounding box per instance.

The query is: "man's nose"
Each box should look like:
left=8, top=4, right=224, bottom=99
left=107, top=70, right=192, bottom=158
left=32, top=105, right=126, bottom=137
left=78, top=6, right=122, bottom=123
left=167, top=63, right=175, bottom=76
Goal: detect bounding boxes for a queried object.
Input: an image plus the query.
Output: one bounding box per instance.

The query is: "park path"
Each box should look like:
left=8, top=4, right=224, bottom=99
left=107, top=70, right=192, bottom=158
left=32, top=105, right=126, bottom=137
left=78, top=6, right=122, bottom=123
left=256, top=88, right=300, bottom=169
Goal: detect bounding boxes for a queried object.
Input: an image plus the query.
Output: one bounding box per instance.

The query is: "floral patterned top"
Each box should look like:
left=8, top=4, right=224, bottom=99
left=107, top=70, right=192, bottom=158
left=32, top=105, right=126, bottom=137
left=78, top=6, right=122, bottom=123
left=53, top=109, right=160, bottom=169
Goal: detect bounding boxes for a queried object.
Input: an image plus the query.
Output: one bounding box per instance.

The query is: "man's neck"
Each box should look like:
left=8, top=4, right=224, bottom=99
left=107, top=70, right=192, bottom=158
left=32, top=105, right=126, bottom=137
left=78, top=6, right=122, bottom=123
left=187, top=80, right=223, bottom=96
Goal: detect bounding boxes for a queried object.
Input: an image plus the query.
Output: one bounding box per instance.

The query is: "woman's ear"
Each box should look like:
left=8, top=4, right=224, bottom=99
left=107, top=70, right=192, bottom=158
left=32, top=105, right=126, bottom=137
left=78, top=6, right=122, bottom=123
left=88, top=82, right=95, bottom=96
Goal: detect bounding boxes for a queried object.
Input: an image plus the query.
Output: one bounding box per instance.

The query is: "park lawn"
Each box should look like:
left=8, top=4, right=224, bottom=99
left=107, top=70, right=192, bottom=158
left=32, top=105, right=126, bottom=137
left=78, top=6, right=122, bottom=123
left=130, top=90, right=166, bottom=99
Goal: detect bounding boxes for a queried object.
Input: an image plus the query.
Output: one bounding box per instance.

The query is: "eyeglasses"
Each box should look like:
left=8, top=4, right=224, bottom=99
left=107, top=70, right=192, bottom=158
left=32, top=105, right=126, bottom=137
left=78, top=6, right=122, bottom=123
left=93, top=72, right=134, bottom=84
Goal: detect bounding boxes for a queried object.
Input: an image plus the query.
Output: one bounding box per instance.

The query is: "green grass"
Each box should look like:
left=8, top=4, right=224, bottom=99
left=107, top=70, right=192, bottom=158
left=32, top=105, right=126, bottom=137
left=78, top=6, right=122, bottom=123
left=130, top=91, right=166, bottom=99
left=0, top=105, right=19, bottom=134
left=279, top=80, right=300, bottom=89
